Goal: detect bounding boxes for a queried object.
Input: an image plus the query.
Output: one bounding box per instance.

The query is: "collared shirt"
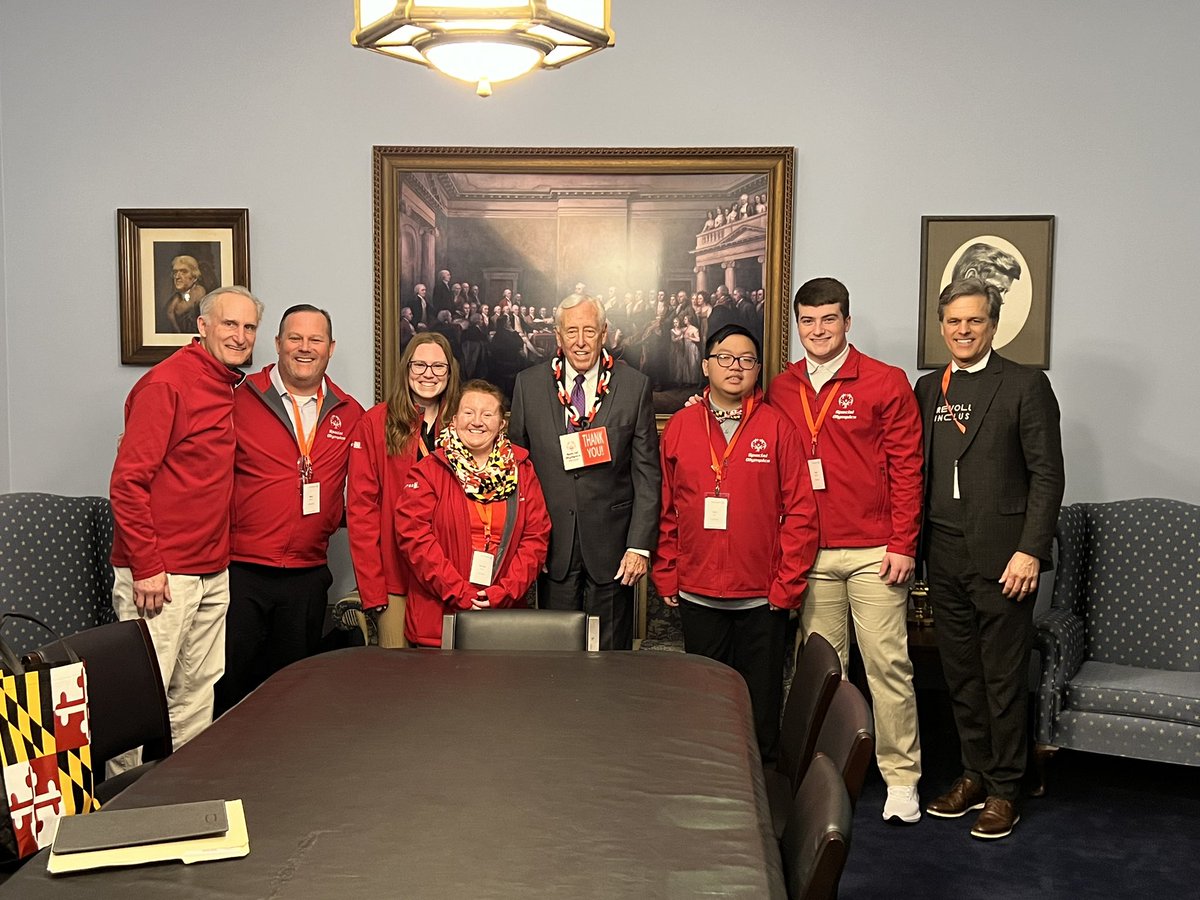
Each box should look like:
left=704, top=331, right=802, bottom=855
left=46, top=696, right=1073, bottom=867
left=806, top=341, right=850, bottom=392
left=563, top=358, right=601, bottom=428
left=270, top=365, right=325, bottom=439
left=951, top=350, right=992, bottom=374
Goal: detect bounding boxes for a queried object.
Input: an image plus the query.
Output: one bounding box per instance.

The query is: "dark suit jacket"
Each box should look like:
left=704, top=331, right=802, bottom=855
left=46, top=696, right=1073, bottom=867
left=915, top=352, right=1065, bottom=579
left=403, top=293, right=430, bottom=328
left=431, top=280, right=455, bottom=317
left=509, top=359, right=661, bottom=582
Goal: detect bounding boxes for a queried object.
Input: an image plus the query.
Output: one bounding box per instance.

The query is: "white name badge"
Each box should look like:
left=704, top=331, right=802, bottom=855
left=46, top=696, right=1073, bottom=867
left=469, top=550, right=496, bottom=586
left=807, top=458, right=827, bottom=491
left=302, top=482, right=321, bottom=516
left=703, top=495, right=729, bottom=530
left=559, top=426, right=612, bottom=471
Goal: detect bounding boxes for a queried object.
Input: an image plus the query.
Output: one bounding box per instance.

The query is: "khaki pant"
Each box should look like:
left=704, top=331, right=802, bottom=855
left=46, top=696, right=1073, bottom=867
left=376, top=593, right=409, bottom=648
left=800, top=546, right=921, bottom=787
left=109, top=567, right=230, bottom=775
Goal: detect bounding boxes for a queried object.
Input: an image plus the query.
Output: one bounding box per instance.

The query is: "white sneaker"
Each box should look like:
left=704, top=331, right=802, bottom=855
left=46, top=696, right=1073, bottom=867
left=883, top=785, right=921, bottom=824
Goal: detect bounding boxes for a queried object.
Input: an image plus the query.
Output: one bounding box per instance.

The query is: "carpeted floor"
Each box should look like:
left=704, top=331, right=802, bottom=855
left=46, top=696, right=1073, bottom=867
left=841, top=688, right=1200, bottom=899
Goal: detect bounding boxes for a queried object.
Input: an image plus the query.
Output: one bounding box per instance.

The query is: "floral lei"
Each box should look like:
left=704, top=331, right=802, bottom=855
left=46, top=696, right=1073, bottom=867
left=553, top=347, right=614, bottom=430
left=441, top=427, right=518, bottom=502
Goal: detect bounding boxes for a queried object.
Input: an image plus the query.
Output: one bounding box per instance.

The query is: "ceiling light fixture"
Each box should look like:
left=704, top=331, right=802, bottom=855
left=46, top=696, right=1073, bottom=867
left=352, top=1, right=614, bottom=97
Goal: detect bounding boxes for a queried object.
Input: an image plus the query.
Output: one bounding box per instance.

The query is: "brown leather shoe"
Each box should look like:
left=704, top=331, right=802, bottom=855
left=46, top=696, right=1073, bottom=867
left=970, top=797, right=1020, bottom=839
left=925, top=776, right=987, bottom=818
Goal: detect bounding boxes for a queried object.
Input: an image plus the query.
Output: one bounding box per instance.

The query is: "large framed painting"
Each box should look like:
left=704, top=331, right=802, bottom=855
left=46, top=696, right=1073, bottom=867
left=918, top=215, right=1056, bottom=369
left=372, top=146, right=795, bottom=418
left=117, top=208, right=251, bottom=365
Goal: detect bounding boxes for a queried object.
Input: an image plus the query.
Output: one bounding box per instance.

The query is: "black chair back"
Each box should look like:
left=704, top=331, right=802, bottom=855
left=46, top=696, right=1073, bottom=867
left=813, top=679, right=875, bottom=809
left=777, top=632, right=841, bottom=791
left=780, top=753, right=853, bottom=900
left=443, top=609, right=600, bottom=651
left=28, top=619, right=172, bottom=799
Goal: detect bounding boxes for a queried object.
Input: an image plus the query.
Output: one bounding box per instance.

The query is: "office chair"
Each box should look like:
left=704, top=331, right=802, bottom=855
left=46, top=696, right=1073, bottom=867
left=442, top=609, right=600, bottom=651
left=812, top=679, right=876, bottom=809
left=765, top=631, right=841, bottom=837
left=779, top=752, right=853, bottom=900
left=28, top=618, right=172, bottom=804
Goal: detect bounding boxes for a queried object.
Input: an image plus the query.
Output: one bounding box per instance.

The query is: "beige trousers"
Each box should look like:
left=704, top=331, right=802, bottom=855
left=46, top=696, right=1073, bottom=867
left=109, top=567, right=229, bottom=774
left=800, top=546, right=921, bottom=787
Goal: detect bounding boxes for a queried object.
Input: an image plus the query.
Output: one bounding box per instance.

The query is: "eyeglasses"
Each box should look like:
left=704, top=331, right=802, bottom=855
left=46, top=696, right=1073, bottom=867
left=707, top=353, right=759, bottom=370
left=408, top=360, right=449, bottom=376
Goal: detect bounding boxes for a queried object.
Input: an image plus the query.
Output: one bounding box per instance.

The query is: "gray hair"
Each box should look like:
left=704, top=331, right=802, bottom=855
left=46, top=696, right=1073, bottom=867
left=200, top=285, right=265, bottom=323
left=937, top=278, right=1002, bottom=324
left=553, top=292, right=607, bottom=328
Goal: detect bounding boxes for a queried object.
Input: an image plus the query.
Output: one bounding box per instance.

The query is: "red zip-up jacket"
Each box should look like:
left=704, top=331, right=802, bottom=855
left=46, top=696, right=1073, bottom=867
left=766, top=346, right=924, bottom=558
left=345, top=403, right=424, bottom=609
left=395, top=445, right=551, bottom=646
left=653, top=389, right=819, bottom=610
left=230, top=366, right=364, bottom=567
left=110, top=339, right=243, bottom=579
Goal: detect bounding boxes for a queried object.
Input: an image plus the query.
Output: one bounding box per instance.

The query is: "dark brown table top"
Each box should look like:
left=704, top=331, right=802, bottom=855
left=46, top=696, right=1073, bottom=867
left=4, top=648, right=784, bottom=898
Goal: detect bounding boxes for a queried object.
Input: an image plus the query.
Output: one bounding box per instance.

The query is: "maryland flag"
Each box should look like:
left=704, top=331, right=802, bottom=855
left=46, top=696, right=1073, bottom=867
left=1, top=660, right=100, bottom=861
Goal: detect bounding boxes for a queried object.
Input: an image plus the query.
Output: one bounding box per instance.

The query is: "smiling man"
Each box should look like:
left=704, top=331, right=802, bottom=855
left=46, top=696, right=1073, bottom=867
left=110, top=286, right=262, bottom=765
left=654, top=323, right=818, bottom=760
left=509, top=293, right=660, bottom=650
left=214, top=304, right=363, bottom=714
left=766, top=276, right=926, bottom=824
left=915, top=278, right=1065, bottom=840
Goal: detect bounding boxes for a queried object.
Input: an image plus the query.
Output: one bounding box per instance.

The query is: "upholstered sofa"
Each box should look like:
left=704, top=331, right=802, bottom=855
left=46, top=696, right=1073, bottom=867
left=0, top=492, right=116, bottom=655
left=1033, top=498, right=1200, bottom=792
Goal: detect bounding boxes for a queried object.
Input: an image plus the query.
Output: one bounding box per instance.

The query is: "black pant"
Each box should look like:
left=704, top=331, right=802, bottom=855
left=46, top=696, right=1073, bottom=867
left=538, top=530, right=634, bottom=651
left=926, top=528, right=1035, bottom=801
left=678, top=599, right=788, bottom=763
left=214, top=561, right=333, bottom=716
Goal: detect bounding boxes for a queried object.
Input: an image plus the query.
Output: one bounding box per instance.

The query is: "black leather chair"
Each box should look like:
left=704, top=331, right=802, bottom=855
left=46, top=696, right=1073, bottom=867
left=765, top=632, right=841, bottom=836
left=28, top=619, right=172, bottom=803
left=442, top=609, right=600, bottom=651
left=0, top=493, right=116, bottom=656
left=779, top=752, right=853, bottom=900
left=812, top=679, right=875, bottom=809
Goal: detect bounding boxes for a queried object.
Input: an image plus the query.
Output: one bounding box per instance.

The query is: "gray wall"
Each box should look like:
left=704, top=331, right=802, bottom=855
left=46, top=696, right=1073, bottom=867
left=1, top=0, right=1198, bottom=510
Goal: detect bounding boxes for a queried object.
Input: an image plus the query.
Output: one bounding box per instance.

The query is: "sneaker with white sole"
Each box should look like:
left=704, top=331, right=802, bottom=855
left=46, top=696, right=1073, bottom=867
left=883, top=785, right=921, bottom=824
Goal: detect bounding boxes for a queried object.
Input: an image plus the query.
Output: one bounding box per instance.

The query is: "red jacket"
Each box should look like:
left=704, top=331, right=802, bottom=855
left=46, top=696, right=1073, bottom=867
left=110, top=339, right=243, bottom=579
left=653, top=389, right=819, bottom=610
left=395, top=446, right=551, bottom=646
left=345, top=403, right=423, bottom=609
left=230, top=366, right=364, bottom=567
left=765, top=345, right=923, bottom=557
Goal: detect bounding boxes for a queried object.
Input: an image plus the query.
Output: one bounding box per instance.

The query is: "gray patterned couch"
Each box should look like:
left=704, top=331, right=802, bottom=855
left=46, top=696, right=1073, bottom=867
left=0, top=493, right=116, bottom=655
left=1033, top=498, right=1200, bottom=792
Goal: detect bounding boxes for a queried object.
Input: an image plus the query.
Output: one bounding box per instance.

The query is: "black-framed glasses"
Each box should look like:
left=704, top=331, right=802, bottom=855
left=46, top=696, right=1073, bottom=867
left=707, top=353, right=759, bottom=370
left=408, top=360, right=449, bottom=376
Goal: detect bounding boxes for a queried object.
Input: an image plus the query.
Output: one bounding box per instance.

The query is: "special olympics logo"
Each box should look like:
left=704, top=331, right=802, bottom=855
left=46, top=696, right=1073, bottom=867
left=750, top=438, right=767, bottom=452
left=330, top=414, right=342, bottom=429
left=838, top=393, right=854, bottom=409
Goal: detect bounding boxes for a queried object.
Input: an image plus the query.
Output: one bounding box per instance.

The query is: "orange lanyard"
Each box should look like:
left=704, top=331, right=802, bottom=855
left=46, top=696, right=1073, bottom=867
left=473, top=501, right=494, bottom=552
left=939, top=365, right=967, bottom=435
left=288, top=386, right=325, bottom=457
left=798, top=380, right=839, bottom=455
left=702, top=391, right=754, bottom=495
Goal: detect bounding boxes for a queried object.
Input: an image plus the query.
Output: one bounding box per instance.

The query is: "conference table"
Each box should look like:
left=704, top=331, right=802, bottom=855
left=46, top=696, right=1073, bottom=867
left=3, top=648, right=785, bottom=898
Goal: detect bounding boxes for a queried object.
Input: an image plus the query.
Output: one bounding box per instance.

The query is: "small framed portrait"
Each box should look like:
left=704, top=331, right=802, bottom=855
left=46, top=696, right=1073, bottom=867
left=918, top=215, right=1056, bottom=369
left=117, top=208, right=251, bottom=365
left=372, top=146, right=795, bottom=420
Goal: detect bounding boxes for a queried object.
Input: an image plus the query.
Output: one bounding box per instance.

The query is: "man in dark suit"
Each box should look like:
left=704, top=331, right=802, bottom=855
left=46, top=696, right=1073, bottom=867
left=915, top=277, right=1065, bottom=841
left=403, top=283, right=431, bottom=328
left=431, top=269, right=455, bottom=317
left=509, top=294, right=661, bottom=650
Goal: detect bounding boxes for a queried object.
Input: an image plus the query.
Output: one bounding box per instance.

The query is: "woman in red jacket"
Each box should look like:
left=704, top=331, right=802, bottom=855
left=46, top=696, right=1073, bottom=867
left=396, top=380, right=551, bottom=647
left=347, top=333, right=460, bottom=647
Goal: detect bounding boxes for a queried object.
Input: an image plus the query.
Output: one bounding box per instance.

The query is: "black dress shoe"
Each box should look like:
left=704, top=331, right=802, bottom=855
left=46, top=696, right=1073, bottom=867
left=926, top=776, right=987, bottom=818
left=971, top=797, right=1020, bottom=839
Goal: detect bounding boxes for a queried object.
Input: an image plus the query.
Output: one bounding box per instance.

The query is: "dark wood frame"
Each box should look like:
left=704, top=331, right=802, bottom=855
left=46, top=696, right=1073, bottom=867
left=372, top=146, right=795, bottom=418
left=918, top=215, right=1056, bottom=369
left=117, top=208, right=251, bottom=365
